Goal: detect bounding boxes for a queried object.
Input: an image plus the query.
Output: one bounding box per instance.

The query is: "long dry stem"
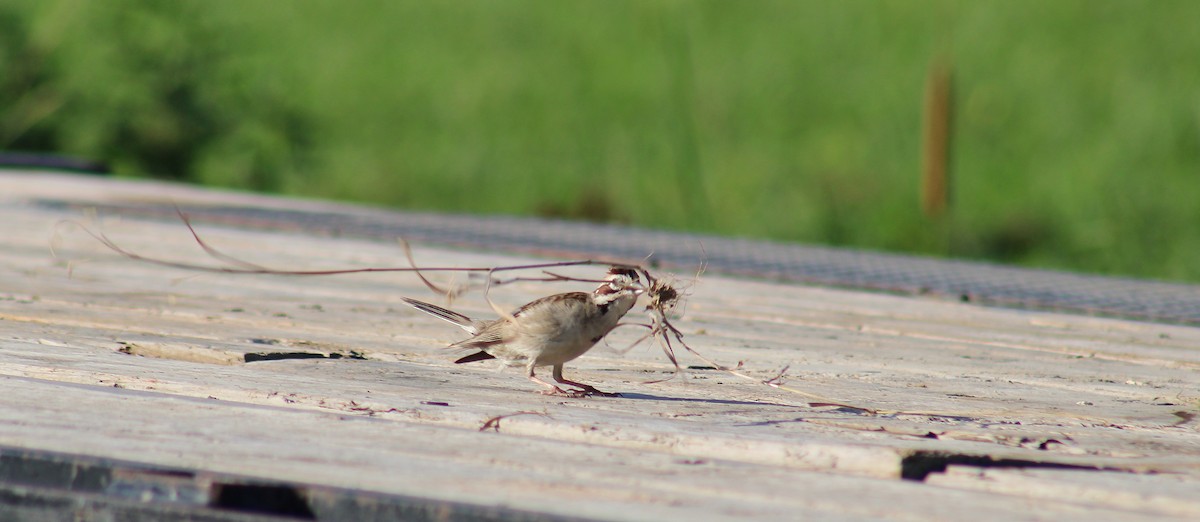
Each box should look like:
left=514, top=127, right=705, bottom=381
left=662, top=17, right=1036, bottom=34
left=61, top=213, right=638, bottom=278
left=66, top=207, right=876, bottom=411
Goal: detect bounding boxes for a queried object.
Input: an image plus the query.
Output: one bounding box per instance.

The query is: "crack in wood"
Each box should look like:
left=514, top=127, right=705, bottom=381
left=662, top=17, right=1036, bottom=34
left=901, top=450, right=1123, bottom=481
left=116, top=341, right=368, bottom=365
left=0, top=446, right=592, bottom=522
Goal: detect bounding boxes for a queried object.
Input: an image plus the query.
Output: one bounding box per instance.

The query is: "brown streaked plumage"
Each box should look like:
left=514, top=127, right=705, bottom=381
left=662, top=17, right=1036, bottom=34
left=402, top=267, right=643, bottom=396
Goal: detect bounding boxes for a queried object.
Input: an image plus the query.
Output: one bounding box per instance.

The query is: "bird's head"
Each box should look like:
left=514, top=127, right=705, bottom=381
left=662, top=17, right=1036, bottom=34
left=595, top=266, right=644, bottom=301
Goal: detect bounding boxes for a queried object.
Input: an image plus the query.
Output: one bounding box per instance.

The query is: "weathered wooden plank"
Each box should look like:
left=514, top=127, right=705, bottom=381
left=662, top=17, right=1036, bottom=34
left=926, top=466, right=1200, bottom=519
left=0, top=375, right=1179, bottom=522
left=1, top=170, right=1199, bottom=520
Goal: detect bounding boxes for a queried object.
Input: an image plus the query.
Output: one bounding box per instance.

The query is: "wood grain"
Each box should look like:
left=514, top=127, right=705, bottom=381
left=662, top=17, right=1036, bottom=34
left=1, top=171, right=1197, bottom=521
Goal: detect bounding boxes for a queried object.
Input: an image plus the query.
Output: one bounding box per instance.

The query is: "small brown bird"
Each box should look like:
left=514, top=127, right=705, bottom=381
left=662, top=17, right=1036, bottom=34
left=402, top=267, right=643, bottom=396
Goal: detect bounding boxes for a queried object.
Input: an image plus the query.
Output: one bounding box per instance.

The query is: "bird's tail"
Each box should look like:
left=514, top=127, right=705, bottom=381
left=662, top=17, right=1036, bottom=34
left=401, top=297, right=479, bottom=334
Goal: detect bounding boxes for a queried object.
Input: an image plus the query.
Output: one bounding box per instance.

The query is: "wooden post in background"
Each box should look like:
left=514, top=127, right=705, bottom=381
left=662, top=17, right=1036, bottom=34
left=921, top=58, right=953, bottom=219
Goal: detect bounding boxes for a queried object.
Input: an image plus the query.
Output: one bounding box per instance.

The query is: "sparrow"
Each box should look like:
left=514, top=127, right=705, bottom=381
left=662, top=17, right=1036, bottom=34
left=402, top=267, right=643, bottom=396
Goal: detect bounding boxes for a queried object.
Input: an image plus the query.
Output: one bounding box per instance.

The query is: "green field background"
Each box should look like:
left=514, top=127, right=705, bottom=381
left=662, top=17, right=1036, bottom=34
left=3, top=1, right=1199, bottom=282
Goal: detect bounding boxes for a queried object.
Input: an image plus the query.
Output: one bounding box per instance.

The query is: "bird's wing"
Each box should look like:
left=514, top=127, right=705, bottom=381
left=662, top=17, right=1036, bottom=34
left=512, top=292, right=589, bottom=317
left=448, top=324, right=506, bottom=349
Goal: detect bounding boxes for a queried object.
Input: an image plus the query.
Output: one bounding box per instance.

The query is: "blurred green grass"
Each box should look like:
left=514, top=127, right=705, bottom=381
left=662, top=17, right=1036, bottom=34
left=4, top=0, right=1200, bottom=282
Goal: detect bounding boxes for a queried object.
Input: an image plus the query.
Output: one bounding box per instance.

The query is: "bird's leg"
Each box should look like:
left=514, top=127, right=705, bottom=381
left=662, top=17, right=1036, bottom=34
left=553, top=364, right=619, bottom=397
left=528, top=365, right=575, bottom=396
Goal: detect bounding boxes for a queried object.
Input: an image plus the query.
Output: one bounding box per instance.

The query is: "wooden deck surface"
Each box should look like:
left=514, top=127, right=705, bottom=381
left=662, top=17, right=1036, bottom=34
left=1, top=171, right=1199, bottom=521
